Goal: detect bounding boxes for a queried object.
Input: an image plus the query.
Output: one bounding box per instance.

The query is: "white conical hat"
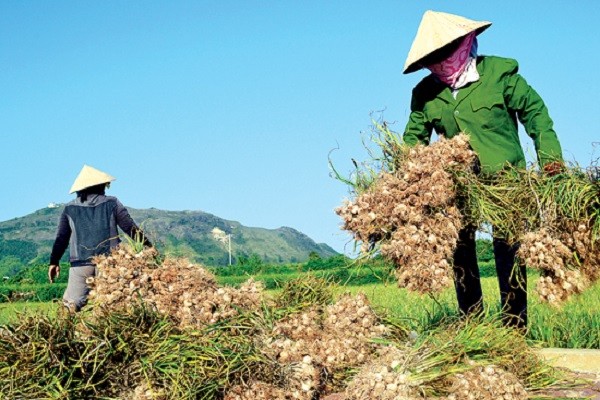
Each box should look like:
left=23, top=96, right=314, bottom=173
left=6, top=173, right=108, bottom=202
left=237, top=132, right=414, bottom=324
left=403, top=10, right=491, bottom=74
left=69, top=165, right=116, bottom=194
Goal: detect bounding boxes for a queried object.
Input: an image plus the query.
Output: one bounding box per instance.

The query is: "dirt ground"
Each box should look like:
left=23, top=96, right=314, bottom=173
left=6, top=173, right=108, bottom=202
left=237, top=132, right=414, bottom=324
left=533, top=371, right=600, bottom=399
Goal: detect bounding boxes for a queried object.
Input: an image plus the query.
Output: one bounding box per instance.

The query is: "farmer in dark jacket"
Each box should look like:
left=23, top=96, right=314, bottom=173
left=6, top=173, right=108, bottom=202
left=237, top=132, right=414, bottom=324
left=48, top=165, right=151, bottom=311
left=402, top=11, right=563, bottom=328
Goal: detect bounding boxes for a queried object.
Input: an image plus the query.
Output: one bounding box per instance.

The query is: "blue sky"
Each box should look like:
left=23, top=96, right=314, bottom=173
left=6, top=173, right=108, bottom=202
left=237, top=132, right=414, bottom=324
left=1, top=1, right=599, bottom=254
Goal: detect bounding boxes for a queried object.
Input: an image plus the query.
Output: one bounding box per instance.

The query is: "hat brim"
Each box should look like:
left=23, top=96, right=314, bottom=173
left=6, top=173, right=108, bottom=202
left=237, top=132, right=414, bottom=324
left=403, top=23, right=490, bottom=74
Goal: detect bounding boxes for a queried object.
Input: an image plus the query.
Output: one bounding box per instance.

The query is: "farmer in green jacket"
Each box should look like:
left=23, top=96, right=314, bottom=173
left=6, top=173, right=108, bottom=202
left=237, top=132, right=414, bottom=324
left=402, top=11, right=563, bottom=329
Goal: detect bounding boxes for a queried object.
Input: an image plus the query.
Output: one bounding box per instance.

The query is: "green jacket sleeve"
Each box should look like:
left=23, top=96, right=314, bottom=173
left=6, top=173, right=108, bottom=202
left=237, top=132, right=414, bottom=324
left=403, top=91, right=433, bottom=146
left=504, top=65, right=563, bottom=166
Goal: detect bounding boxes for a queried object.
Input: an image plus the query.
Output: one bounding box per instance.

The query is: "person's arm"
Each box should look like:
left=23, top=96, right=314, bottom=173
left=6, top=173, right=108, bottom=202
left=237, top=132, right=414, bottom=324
left=504, top=64, right=563, bottom=168
left=403, top=90, right=434, bottom=146
left=49, top=210, right=71, bottom=282
left=115, top=200, right=152, bottom=247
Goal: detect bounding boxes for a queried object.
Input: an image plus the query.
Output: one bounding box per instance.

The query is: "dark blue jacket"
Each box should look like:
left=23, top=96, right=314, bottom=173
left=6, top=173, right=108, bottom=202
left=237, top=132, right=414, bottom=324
left=49, top=194, right=149, bottom=266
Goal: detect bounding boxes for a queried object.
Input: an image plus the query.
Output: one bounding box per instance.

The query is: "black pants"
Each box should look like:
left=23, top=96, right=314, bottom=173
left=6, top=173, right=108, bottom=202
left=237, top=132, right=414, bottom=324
left=452, top=226, right=527, bottom=329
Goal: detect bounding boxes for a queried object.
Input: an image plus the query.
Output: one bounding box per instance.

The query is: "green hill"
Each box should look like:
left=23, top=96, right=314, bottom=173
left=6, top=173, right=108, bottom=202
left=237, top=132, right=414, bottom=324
left=0, top=205, right=338, bottom=275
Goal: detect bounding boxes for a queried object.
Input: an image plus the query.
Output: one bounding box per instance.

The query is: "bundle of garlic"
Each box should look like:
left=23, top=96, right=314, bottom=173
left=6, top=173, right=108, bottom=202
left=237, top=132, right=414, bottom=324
left=518, top=228, right=587, bottom=305
left=89, top=247, right=263, bottom=328
left=261, top=292, right=392, bottom=397
left=224, top=381, right=287, bottom=400
left=562, top=221, right=600, bottom=281
left=320, top=293, right=389, bottom=368
left=224, top=355, right=321, bottom=400
left=266, top=293, right=388, bottom=368
left=271, top=306, right=322, bottom=342
left=122, top=383, right=167, bottom=400
left=474, top=168, right=600, bottom=304
left=343, top=346, right=419, bottom=400
left=285, top=356, right=323, bottom=400
left=336, top=134, right=476, bottom=294
left=445, top=365, right=527, bottom=400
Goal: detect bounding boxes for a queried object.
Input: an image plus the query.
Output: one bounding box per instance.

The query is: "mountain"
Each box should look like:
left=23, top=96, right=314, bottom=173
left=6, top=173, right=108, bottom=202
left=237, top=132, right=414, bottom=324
left=0, top=205, right=338, bottom=271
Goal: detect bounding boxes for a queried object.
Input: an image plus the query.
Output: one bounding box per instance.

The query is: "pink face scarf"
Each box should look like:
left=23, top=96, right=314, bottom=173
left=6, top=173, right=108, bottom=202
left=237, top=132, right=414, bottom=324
left=425, top=32, right=476, bottom=89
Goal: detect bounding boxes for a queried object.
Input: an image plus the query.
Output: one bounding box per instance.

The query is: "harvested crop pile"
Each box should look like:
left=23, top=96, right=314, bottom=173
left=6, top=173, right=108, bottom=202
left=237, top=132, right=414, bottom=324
left=89, top=247, right=263, bottom=328
left=0, top=304, right=263, bottom=399
left=0, top=257, right=563, bottom=399
left=335, top=123, right=600, bottom=303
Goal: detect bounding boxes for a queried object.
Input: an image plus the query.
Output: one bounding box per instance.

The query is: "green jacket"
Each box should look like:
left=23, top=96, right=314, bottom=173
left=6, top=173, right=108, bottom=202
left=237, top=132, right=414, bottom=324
left=403, top=56, right=562, bottom=174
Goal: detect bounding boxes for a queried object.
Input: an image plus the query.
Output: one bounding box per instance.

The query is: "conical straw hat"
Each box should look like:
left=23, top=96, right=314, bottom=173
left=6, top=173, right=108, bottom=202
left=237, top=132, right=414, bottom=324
left=69, top=165, right=116, bottom=194
left=403, top=10, right=491, bottom=74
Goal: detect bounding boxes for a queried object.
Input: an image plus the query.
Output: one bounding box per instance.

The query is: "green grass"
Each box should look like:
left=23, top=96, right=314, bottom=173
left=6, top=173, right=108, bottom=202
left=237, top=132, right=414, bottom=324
left=529, top=286, right=600, bottom=348
left=215, top=264, right=392, bottom=289
left=0, top=283, right=67, bottom=303
left=0, top=301, right=58, bottom=324
left=338, top=276, right=600, bottom=348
